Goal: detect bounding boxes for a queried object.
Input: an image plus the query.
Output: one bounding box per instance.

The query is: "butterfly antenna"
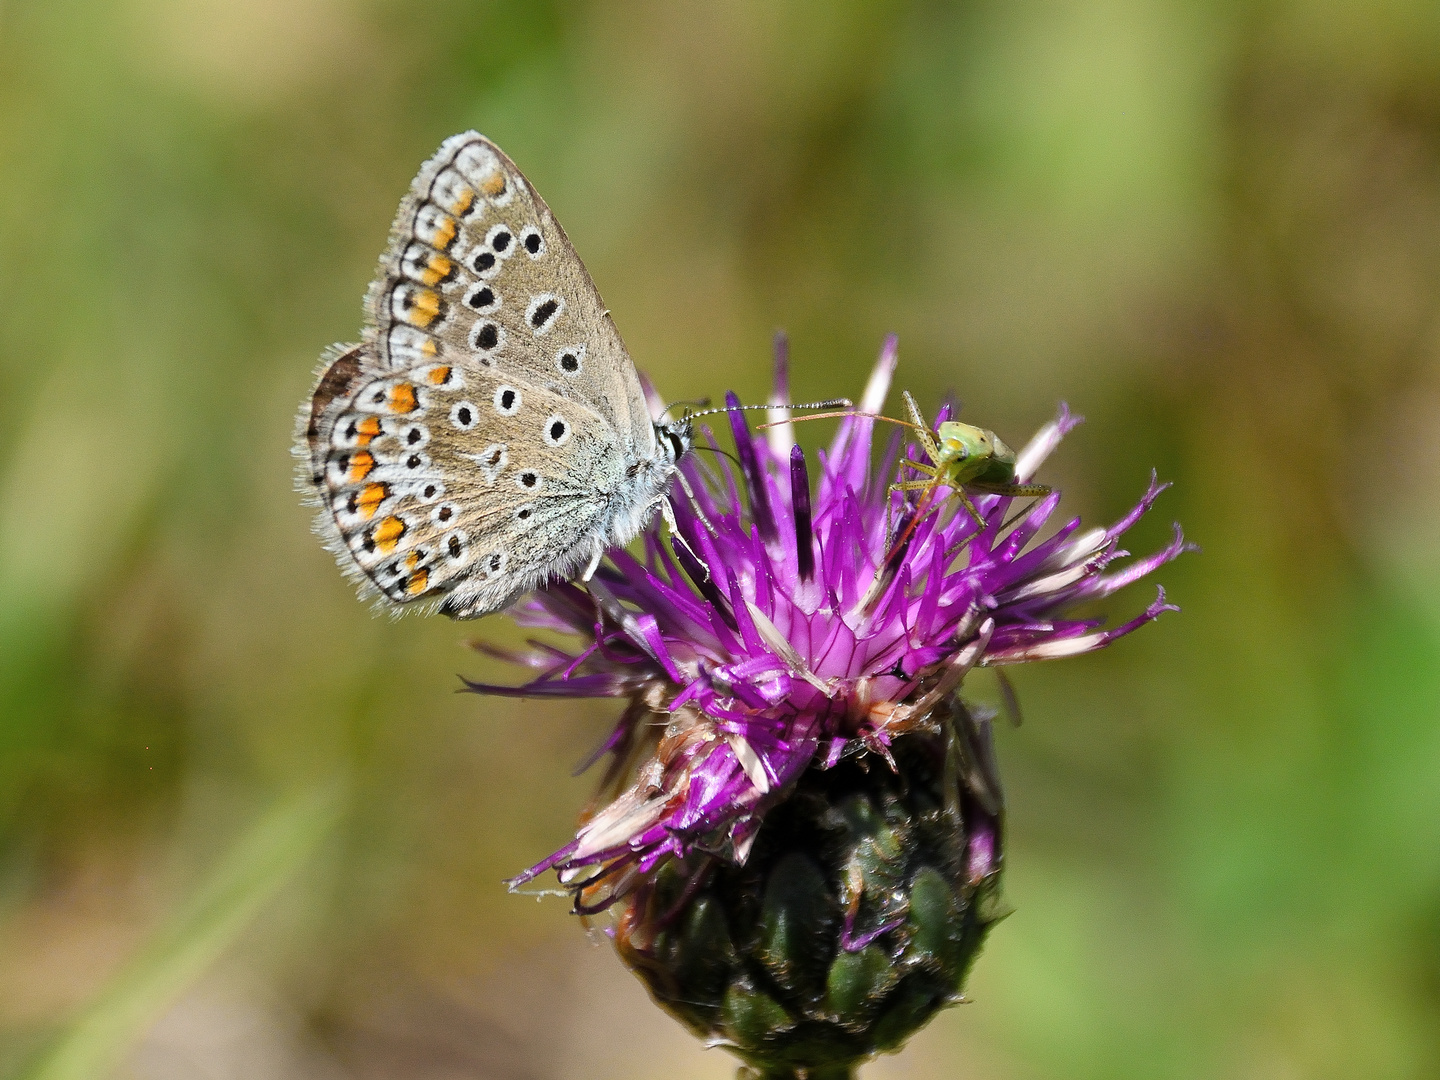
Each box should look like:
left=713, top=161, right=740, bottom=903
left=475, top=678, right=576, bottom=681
left=685, top=398, right=853, bottom=420
left=660, top=397, right=711, bottom=420
left=756, top=409, right=933, bottom=437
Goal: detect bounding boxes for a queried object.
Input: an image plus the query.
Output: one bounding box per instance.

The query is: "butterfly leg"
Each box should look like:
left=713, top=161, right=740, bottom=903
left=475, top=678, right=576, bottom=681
left=580, top=546, right=604, bottom=581
left=653, top=494, right=707, bottom=576
left=668, top=466, right=717, bottom=538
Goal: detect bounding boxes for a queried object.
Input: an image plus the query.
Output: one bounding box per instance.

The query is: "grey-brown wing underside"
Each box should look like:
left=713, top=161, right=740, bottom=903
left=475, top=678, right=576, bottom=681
left=362, top=132, right=655, bottom=460
left=303, top=345, right=620, bottom=616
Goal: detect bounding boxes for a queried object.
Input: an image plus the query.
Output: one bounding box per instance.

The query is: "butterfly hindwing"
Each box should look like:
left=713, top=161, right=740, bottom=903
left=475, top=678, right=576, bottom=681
left=309, top=352, right=622, bottom=613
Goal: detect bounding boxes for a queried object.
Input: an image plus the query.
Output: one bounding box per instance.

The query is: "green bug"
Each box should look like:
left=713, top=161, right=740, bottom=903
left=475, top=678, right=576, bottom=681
left=764, top=391, right=1051, bottom=552
left=886, top=390, right=1050, bottom=536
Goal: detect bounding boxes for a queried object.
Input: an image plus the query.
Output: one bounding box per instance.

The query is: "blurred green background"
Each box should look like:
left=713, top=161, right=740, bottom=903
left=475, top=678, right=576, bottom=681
left=3, top=1, right=1438, bottom=1077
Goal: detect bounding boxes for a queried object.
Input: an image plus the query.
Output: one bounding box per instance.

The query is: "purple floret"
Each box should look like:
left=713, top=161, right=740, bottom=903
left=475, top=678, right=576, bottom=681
left=466, top=334, right=1193, bottom=910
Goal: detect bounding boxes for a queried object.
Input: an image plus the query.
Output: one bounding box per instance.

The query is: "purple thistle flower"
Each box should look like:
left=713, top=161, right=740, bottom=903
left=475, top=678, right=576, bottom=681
left=466, top=335, right=1192, bottom=913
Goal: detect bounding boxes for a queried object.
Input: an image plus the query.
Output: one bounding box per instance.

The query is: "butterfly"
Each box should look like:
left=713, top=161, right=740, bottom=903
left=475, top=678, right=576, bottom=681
left=299, top=132, right=695, bottom=619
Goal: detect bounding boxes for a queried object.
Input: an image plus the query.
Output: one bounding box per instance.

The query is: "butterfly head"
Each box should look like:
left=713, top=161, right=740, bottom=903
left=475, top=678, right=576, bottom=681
left=654, top=416, right=693, bottom=467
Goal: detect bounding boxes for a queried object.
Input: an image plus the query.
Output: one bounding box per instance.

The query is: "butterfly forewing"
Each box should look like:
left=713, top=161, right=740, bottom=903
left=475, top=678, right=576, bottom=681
left=364, top=133, right=652, bottom=455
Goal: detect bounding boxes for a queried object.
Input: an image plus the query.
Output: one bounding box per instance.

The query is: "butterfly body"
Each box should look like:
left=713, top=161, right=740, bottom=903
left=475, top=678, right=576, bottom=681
left=300, top=132, right=691, bottom=618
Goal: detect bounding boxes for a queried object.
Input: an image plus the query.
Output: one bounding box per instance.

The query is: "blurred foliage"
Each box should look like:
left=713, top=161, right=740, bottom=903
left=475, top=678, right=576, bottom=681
left=18, top=787, right=341, bottom=1080
left=1, top=1, right=1438, bottom=1078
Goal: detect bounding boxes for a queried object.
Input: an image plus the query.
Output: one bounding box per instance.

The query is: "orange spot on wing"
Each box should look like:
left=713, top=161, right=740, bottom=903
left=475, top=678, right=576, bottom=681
left=404, top=289, right=442, bottom=328
left=450, top=188, right=475, bottom=216
left=373, top=515, right=406, bottom=554
left=357, top=482, right=388, bottom=519
left=431, top=217, right=457, bottom=250
left=387, top=384, right=418, bottom=413
left=419, top=254, right=453, bottom=285
left=425, top=365, right=451, bottom=386
left=405, top=568, right=429, bottom=595
left=355, top=416, right=382, bottom=446
left=479, top=172, right=506, bottom=197
left=347, top=451, right=374, bottom=482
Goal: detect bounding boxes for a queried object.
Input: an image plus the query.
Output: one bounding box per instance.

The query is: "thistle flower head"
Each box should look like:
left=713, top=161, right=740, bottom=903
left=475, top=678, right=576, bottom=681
left=467, top=335, right=1191, bottom=914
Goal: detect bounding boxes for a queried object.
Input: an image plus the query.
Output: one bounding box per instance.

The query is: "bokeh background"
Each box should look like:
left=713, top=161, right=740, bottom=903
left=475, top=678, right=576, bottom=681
left=3, top=1, right=1439, bottom=1077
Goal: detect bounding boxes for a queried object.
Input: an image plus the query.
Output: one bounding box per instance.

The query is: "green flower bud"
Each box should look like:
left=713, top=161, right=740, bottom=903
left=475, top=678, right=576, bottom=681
left=613, top=700, right=1005, bottom=1079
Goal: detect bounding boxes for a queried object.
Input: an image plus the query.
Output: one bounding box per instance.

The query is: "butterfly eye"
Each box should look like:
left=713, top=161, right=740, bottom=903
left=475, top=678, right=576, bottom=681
left=449, top=402, right=479, bottom=430
left=543, top=414, right=571, bottom=447
left=494, top=386, right=521, bottom=416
